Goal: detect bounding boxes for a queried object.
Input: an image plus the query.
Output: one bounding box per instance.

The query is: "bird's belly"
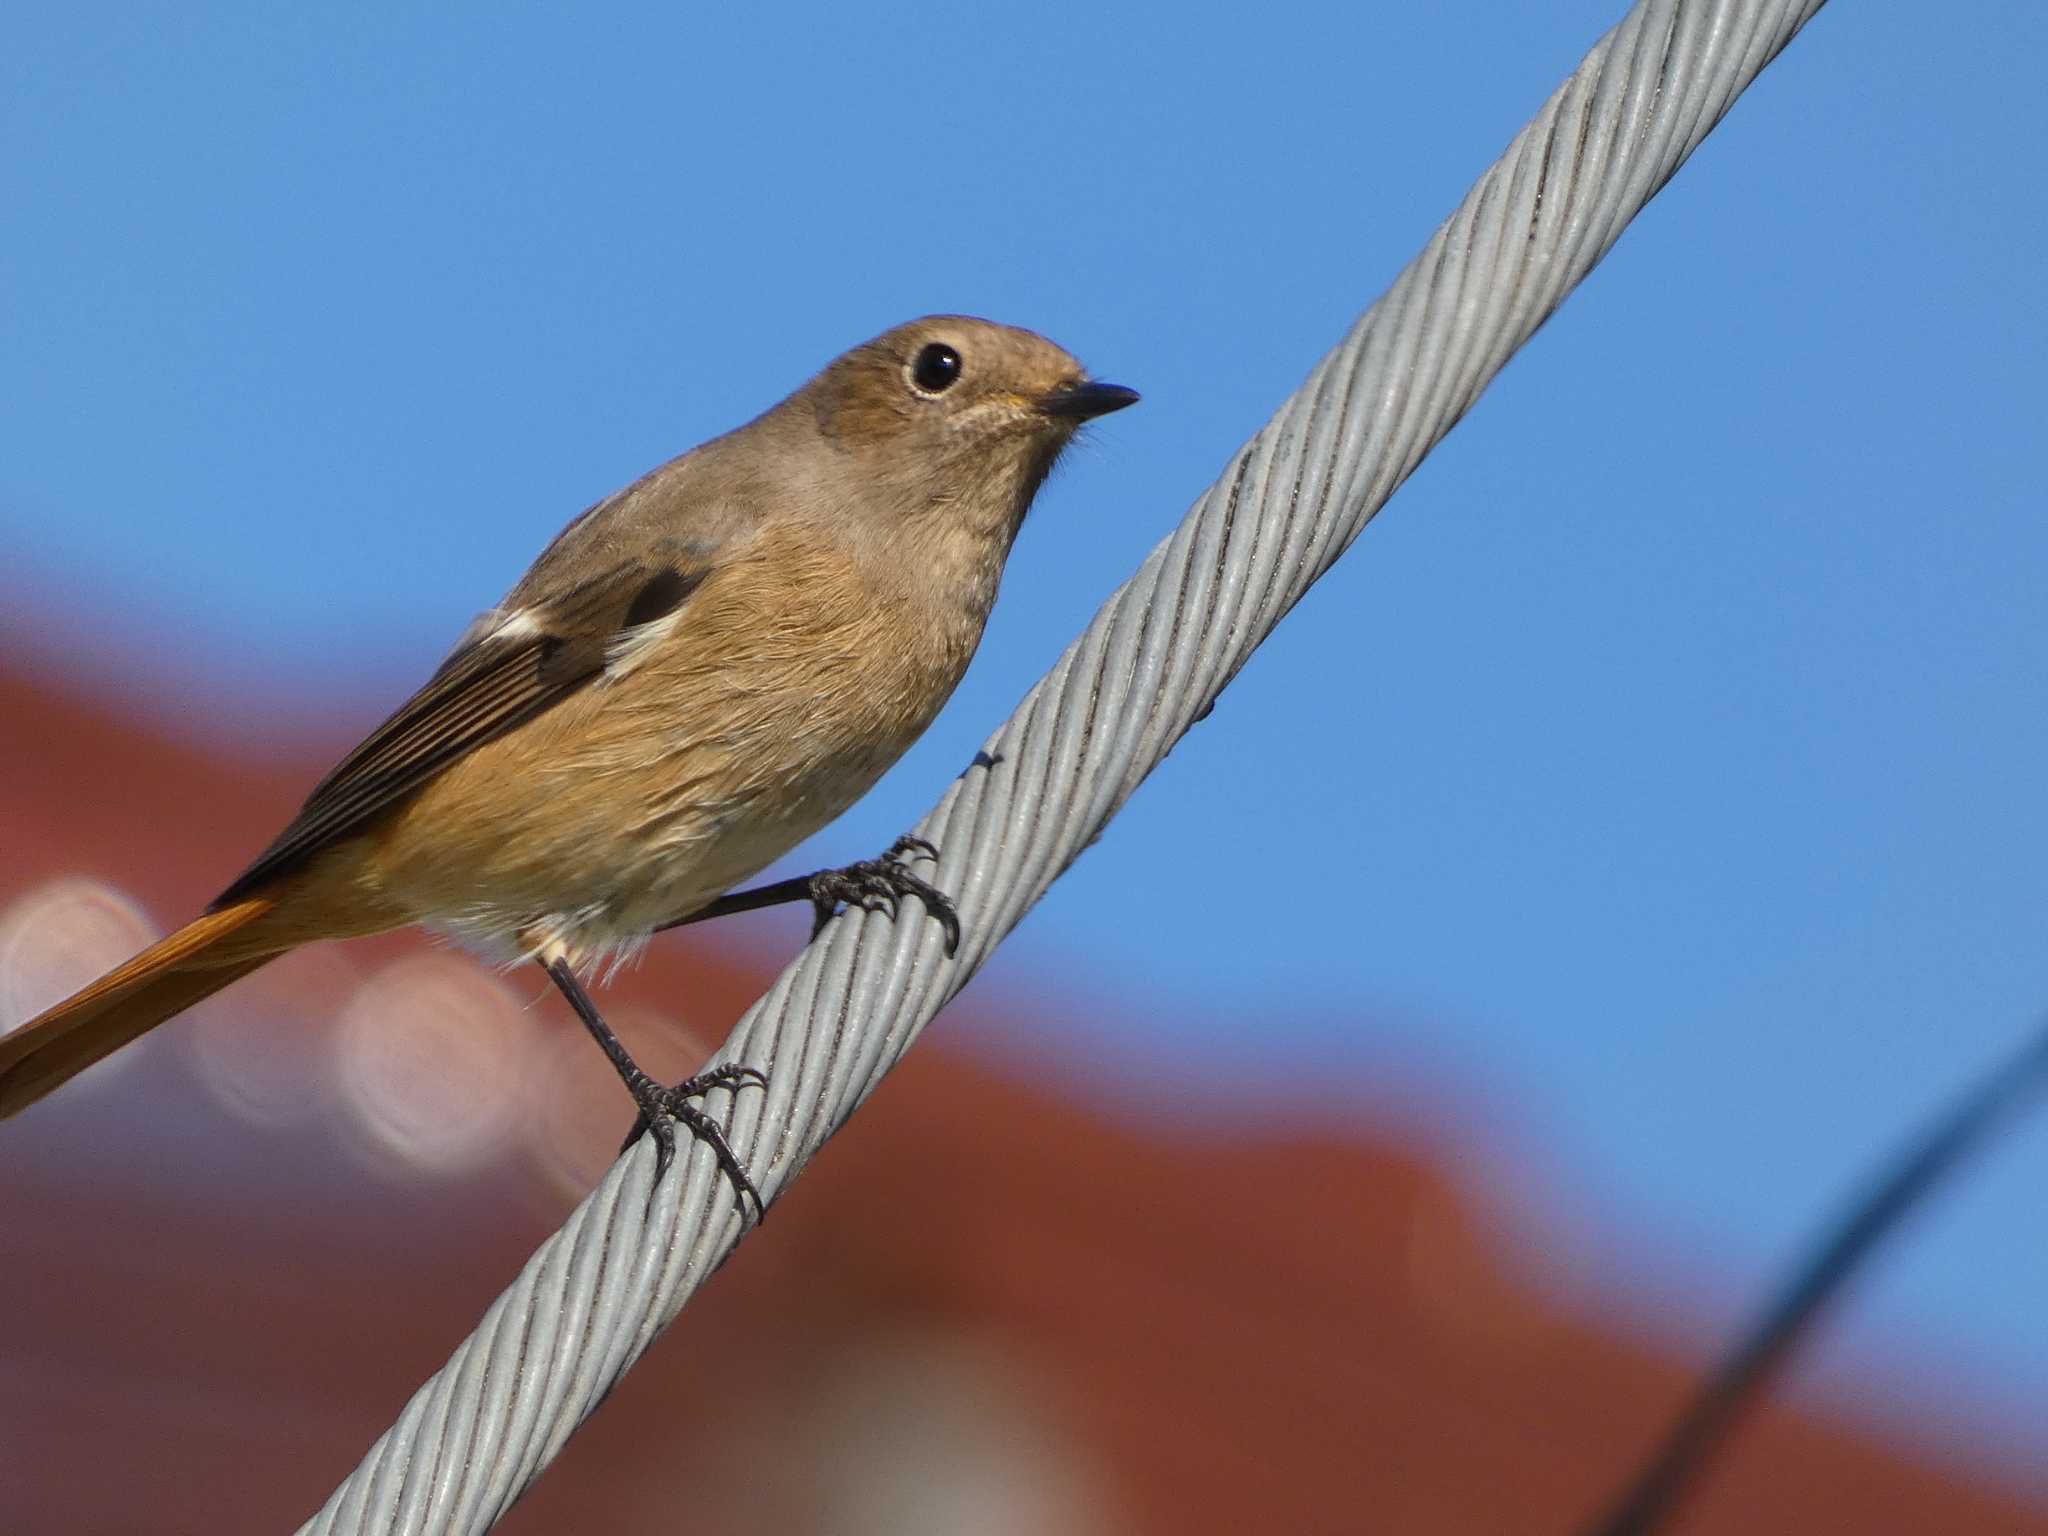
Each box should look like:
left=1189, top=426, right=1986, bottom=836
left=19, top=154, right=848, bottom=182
left=366, top=686, right=918, bottom=969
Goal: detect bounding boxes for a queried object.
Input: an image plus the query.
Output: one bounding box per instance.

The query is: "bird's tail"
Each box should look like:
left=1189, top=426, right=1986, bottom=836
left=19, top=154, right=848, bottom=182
left=0, top=896, right=282, bottom=1118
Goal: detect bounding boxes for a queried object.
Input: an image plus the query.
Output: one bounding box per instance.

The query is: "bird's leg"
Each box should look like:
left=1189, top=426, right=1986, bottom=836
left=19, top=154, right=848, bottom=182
left=539, top=957, right=767, bottom=1222
left=657, top=834, right=962, bottom=955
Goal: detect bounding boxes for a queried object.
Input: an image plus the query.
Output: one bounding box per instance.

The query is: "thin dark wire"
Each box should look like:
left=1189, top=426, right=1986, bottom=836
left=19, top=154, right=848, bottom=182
left=1585, top=1016, right=2048, bottom=1536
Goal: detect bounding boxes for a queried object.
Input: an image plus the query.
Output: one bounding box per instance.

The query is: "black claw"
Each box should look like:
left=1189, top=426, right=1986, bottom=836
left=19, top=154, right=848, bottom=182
left=617, top=1063, right=768, bottom=1152
left=639, top=1108, right=677, bottom=1181
left=618, top=1065, right=771, bottom=1223
left=804, top=840, right=962, bottom=955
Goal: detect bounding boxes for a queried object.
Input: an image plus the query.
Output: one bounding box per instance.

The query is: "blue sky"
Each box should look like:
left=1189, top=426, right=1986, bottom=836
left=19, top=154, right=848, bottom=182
left=5, top=1, right=2046, bottom=1488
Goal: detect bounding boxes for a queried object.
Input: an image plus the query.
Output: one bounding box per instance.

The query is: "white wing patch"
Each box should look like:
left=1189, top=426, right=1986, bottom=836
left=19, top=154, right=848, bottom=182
left=489, top=609, right=543, bottom=642
left=604, top=604, right=685, bottom=682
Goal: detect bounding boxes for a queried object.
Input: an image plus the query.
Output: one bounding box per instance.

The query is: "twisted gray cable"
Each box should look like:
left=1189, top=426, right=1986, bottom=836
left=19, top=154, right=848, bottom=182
left=299, top=2, right=1830, bottom=1529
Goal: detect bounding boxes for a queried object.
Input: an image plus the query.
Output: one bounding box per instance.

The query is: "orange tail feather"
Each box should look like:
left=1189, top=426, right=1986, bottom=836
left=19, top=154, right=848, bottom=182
left=0, top=897, right=281, bottom=1118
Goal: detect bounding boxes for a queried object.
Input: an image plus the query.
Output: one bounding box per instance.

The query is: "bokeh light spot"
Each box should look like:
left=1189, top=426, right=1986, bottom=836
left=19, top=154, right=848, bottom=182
left=0, top=877, right=160, bottom=1098
left=333, top=953, right=539, bottom=1178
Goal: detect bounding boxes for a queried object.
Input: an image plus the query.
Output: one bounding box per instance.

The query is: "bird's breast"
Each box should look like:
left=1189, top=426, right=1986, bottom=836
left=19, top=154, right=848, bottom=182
left=370, top=531, right=985, bottom=965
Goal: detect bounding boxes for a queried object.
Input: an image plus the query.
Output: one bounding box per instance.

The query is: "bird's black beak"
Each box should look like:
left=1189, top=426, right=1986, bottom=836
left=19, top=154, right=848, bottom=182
left=1038, top=380, right=1141, bottom=421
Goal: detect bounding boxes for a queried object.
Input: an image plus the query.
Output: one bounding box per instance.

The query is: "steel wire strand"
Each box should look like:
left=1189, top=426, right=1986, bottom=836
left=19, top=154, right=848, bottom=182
left=299, top=2, right=1830, bottom=1530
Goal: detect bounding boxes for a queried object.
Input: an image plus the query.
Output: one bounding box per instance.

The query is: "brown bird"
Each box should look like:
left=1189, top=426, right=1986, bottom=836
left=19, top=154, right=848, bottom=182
left=0, top=315, right=1138, bottom=1214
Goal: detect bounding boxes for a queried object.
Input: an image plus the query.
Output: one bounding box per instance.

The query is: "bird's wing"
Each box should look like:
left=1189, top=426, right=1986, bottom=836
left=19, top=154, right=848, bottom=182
left=213, top=554, right=710, bottom=905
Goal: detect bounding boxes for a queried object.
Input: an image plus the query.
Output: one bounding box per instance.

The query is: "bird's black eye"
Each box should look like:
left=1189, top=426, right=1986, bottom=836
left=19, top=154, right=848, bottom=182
left=910, top=342, right=962, bottom=395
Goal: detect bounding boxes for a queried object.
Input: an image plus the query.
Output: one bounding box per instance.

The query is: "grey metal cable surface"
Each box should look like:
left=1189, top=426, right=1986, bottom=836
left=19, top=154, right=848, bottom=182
left=298, top=2, right=1831, bottom=1530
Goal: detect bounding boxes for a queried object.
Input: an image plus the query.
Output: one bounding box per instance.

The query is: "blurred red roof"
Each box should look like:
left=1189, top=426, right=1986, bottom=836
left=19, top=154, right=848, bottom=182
left=2, top=664, right=2042, bottom=1535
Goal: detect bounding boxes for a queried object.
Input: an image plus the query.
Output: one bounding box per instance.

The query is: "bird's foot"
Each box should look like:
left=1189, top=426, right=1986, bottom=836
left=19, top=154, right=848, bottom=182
left=807, top=835, right=961, bottom=954
left=618, top=1061, right=771, bottom=1223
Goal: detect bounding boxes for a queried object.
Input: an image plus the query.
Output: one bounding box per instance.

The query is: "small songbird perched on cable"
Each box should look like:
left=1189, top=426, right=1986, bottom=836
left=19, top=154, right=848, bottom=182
left=0, top=315, right=1138, bottom=1217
